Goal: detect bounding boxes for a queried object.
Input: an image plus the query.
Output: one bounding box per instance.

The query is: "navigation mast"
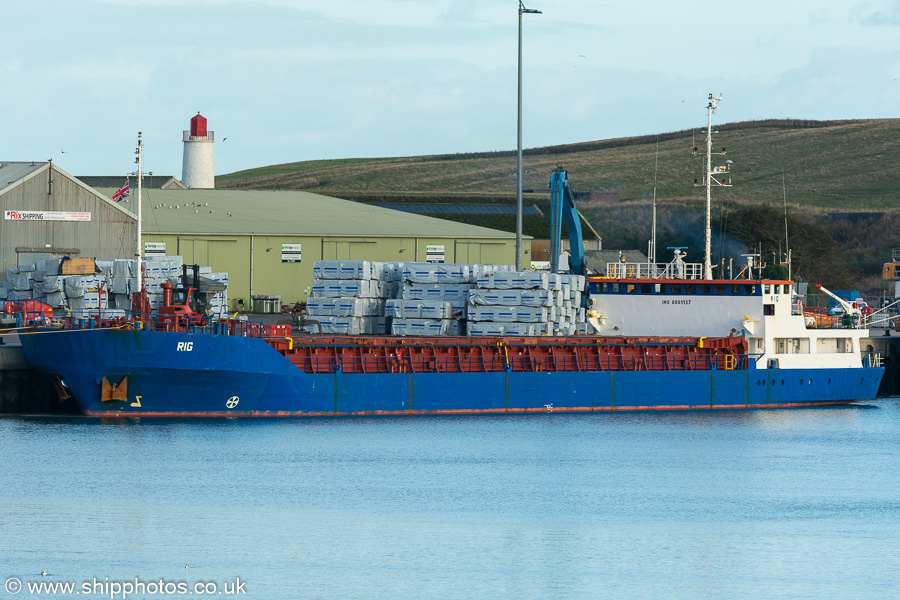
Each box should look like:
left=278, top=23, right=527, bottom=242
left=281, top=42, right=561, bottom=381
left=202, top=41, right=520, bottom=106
left=692, top=94, right=732, bottom=280
left=134, top=133, right=143, bottom=295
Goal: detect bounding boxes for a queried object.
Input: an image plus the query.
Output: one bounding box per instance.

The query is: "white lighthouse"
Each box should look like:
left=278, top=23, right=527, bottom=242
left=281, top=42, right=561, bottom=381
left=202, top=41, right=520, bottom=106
left=182, top=113, right=214, bottom=189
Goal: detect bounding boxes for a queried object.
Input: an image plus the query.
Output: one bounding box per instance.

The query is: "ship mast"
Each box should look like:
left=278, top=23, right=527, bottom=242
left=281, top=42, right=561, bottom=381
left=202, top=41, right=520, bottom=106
left=134, top=133, right=143, bottom=295
left=693, top=94, right=732, bottom=280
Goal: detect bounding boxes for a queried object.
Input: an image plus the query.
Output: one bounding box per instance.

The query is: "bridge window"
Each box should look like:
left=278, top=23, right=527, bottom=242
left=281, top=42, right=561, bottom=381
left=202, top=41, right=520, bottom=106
left=764, top=284, right=771, bottom=294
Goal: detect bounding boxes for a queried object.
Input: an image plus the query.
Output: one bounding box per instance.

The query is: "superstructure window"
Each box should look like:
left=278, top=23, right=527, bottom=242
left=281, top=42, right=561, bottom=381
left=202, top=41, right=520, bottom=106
left=775, top=338, right=810, bottom=354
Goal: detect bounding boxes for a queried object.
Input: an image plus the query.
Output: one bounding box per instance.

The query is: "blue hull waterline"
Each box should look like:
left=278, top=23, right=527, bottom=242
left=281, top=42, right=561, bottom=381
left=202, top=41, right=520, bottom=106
left=19, top=329, right=884, bottom=417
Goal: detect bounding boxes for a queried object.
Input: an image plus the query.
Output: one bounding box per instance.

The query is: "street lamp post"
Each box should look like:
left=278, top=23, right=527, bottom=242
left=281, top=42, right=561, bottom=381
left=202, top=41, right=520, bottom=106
left=516, top=1, right=541, bottom=271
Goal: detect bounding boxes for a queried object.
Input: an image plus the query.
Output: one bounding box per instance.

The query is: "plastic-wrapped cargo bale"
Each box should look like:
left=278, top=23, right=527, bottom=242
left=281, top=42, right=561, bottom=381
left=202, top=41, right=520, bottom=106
left=390, top=318, right=450, bottom=336
left=11, top=271, right=32, bottom=291
left=44, top=291, right=66, bottom=308
left=476, top=271, right=550, bottom=290
left=7, top=289, right=33, bottom=300
left=379, top=262, right=405, bottom=282
left=95, top=260, right=114, bottom=277
left=385, top=300, right=453, bottom=320
left=468, top=289, right=555, bottom=308
left=402, top=263, right=471, bottom=284
left=67, top=296, right=85, bottom=311
left=400, top=283, right=471, bottom=303
left=83, top=290, right=109, bottom=310
left=303, top=316, right=379, bottom=335
left=313, top=260, right=381, bottom=281
left=469, top=263, right=514, bottom=281
left=0, top=282, right=10, bottom=300
left=64, top=276, right=86, bottom=298
left=467, top=322, right=551, bottom=336
left=110, top=275, right=130, bottom=295
left=167, top=255, right=184, bottom=275
left=113, top=259, right=134, bottom=279
left=329, top=298, right=383, bottom=317
left=310, top=280, right=390, bottom=299
left=46, top=258, right=62, bottom=277
left=112, top=294, right=131, bottom=310
left=468, top=305, right=553, bottom=323
left=41, top=276, right=65, bottom=293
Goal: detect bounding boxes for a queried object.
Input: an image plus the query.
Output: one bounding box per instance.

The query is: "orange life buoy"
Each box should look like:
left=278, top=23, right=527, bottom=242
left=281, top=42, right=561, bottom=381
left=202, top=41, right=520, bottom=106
left=861, top=305, right=872, bottom=316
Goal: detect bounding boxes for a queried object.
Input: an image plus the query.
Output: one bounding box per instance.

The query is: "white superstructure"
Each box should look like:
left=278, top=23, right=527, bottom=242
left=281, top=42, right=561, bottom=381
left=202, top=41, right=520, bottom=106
left=587, top=267, right=874, bottom=371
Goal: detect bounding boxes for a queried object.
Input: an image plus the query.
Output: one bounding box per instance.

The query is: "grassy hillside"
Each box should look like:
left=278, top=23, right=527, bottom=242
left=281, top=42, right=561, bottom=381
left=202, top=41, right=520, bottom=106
left=217, top=119, right=900, bottom=288
left=218, top=119, right=900, bottom=209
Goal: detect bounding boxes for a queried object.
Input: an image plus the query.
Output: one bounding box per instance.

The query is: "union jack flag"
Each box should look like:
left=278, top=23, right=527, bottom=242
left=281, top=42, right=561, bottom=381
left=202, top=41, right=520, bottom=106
left=112, top=179, right=130, bottom=202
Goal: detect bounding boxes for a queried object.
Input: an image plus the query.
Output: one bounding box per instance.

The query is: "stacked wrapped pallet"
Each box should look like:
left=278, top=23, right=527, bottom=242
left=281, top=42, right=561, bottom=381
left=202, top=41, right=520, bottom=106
left=304, top=260, right=393, bottom=334
left=390, top=263, right=475, bottom=336
left=1, top=255, right=226, bottom=320
left=467, top=271, right=588, bottom=336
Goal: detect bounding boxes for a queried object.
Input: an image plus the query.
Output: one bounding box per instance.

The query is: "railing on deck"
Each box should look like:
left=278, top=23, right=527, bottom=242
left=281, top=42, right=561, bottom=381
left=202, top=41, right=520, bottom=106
left=286, top=348, right=753, bottom=375
left=606, top=262, right=704, bottom=280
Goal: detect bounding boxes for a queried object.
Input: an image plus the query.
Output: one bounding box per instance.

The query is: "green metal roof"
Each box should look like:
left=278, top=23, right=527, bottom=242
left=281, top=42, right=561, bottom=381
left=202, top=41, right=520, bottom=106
left=99, top=188, right=518, bottom=238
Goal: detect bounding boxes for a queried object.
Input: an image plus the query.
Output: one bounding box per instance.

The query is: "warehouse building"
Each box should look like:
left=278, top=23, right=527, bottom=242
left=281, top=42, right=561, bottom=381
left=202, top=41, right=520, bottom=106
left=97, top=187, right=519, bottom=307
left=0, top=161, right=136, bottom=272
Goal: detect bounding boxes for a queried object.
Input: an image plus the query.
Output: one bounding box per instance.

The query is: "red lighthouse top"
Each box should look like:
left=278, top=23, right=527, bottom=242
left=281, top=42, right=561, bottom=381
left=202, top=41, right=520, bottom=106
left=190, top=113, right=207, bottom=137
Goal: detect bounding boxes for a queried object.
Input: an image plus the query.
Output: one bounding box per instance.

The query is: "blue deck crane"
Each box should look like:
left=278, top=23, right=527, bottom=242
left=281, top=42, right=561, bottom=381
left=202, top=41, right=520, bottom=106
left=548, top=167, right=587, bottom=276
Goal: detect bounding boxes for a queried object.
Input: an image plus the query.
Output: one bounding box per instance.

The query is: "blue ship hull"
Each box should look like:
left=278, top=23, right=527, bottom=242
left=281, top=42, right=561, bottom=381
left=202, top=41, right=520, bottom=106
left=19, top=329, right=884, bottom=416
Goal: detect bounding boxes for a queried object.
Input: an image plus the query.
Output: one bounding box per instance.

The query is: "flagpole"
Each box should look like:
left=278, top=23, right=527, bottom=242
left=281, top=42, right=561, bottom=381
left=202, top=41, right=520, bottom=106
left=135, top=132, right=143, bottom=295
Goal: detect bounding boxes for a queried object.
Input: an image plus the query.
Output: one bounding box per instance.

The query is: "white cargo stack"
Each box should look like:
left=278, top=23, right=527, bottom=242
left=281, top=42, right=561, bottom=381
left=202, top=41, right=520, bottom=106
left=208, top=272, right=229, bottom=318
left=7, top=255, right=226, bottom=320
left=468, top=271, right=587, bottom=336
left=391, top=262, right=513, bottom=336
left=305, top=260, right=394, bottom=334
left=386, top=299, right=461, bottom=336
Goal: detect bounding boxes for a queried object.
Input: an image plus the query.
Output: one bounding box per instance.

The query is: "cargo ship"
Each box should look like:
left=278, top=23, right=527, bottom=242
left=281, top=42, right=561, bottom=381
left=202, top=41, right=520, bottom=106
left=17, top=260, right=884, bottom=417
left=16, top=124, right=885, bottom=417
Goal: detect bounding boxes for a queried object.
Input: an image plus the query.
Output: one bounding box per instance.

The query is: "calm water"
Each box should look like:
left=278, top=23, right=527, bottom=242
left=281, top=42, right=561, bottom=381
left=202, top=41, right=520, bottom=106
left=2, top=401, right=899, bottom=600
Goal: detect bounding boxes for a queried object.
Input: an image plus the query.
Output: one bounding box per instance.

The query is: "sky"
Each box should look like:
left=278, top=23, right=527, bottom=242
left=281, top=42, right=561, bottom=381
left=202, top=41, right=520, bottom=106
left=2, top=0, right=899, bottom=178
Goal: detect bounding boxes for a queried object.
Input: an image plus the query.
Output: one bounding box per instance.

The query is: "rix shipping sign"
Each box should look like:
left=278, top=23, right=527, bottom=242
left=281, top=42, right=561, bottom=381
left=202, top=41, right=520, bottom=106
left=5, top=210, right=91, bottom=222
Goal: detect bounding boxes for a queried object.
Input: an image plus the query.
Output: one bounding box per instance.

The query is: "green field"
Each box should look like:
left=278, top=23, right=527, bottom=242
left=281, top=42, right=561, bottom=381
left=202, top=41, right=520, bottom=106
left=219, top=118, right=900, bottom=209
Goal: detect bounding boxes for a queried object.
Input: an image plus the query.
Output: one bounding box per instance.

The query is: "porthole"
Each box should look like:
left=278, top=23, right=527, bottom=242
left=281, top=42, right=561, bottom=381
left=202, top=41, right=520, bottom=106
left=827, top=378, right=832, bottom=384
left=781, top=379, right=785, bottom=385
left=800, top=379, right=804, bottom=385
left=808, top=379, right=812, bottom=385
